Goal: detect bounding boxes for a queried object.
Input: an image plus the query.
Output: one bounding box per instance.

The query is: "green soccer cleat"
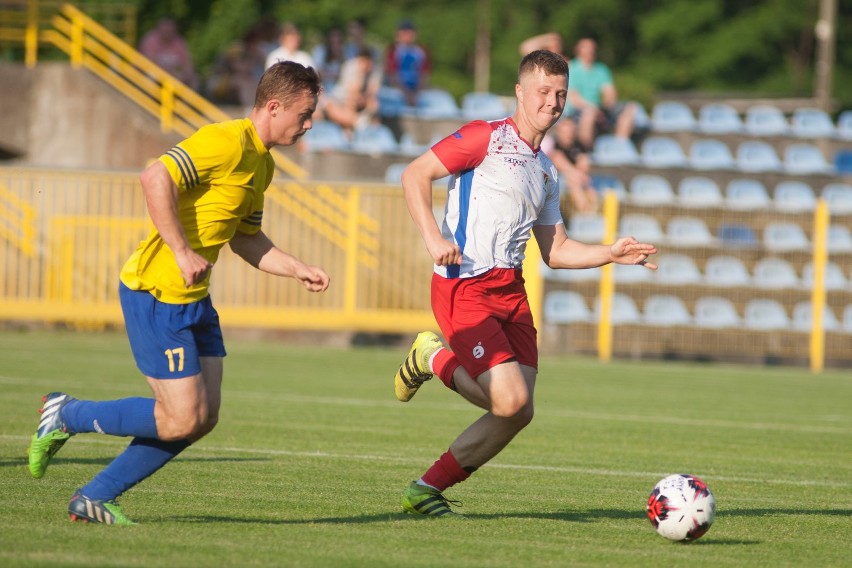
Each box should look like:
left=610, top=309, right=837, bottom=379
left=68, top=492, right=137, bottom=526
left=394, top=331, right=443, bottom=402
left=402, top=481, right=462, bottom=517
left=28, top=392, right=75, bottom=479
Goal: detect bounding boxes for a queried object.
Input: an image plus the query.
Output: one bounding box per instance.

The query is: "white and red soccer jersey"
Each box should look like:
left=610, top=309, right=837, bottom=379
left=430, top=117, right=563, bottom=279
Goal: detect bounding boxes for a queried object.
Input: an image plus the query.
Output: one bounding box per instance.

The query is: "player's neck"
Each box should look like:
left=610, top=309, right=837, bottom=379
left=511, top=112, right=546, bottom=150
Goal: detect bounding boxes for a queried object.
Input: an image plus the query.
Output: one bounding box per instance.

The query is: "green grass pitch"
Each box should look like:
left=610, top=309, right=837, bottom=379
left=1, top=329, right=850, bottom=567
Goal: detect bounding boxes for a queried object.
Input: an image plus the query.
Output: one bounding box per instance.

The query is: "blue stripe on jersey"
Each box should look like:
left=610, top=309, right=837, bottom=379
left=447, top=168, right=475, bottom=279
left=165, top=149, right=192, bottom=188
left=171, top=146, right=199, bottom=186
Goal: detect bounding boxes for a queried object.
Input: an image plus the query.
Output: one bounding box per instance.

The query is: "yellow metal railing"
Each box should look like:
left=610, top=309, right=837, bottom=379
left=0, top=183, right=37, bottom=256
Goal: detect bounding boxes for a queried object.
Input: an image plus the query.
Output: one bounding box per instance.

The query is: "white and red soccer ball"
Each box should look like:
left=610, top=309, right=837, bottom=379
left=647, top=474, right=716, bottom=542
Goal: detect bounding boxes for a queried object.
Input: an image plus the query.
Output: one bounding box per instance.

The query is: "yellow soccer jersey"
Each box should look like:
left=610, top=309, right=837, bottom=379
left=120, top=118, right=274, bottom=303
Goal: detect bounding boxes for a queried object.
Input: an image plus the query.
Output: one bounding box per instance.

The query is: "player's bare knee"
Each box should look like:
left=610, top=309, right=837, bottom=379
left=491, top=393, right=531, bottom=419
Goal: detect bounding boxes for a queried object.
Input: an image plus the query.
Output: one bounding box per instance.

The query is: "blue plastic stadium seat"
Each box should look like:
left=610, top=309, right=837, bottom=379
left=752, top=257, right=800, bottom=289
left=827, top=225, right=852, bottom=253
left=640, top=136, right=688, bottom=168
left=703, top=255, right=751, bottom=287
left=783, top=143, right=833, bottom=175
left=650, top=101, right=696, bottom=132
left=744, top=299, right=790, bottom=330
left=763, top=221, right=810, bottom=252
left=643, top=294, right=692, bottom=326
left=655, top=254, right=701, bottom=285
left=461, top=92, right=507, bottom=121
left=592, top=135, right=640, bottom=166
left=384, top=162, right=408, bottom=184
left=790, top=107, right=836, bottom=138
left=543, top=291, right=592, bottom=324
left=619, top=213, right=665, bottom=242
left=629, top=174, right=675, bottom=206
left=697, top=103, right=743, bottom=134
left=689, top=139, right=735, bottom=170
left=594, top=293, right=641, bottom=325
left=822, top=182, right=852, bottom=214
left=377, top=86, right=408, bottom=118
left=694, top=296, right=742, bottom=329
left=836, top=110, right=852, bottom=141
left=834, top=149, right=852, bottom=175
left=414, top=88, right=460, bottom=119
left=744, top=105, right=789, bottom=136
left=677, top=176, right=724, bottom=208
left=725, top=178, right=771, bottom=210
left=843, top=305, right=852, bottom=334
left=568, top=213, right=605, bottom=243
left=802, top=261, right=848, bottom=291
left=717, top=223, right=758, bottom=248
left=350, top=123, right=399, bottom=155
left=666, top=216, right=714, bottom=247
left=736, top=140, right=782, bottom=172
left=589, top=174, right=627, bottom=198
left=614, top=262, right=654, bottom=284
left=632, top=101, right=651, bottom=131
left=302, top=121, right=349, bottom=152
left=792, top=301, right=840, bottom=332
left=773, top=180, right=816, bottom=212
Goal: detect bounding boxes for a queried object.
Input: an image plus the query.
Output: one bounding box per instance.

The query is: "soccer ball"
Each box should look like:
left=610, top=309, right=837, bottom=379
left=646, top=474, right=715, bottom=542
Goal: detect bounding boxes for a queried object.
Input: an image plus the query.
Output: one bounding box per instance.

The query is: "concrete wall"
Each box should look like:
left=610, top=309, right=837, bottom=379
left=0, top=62, right=180, bottom=169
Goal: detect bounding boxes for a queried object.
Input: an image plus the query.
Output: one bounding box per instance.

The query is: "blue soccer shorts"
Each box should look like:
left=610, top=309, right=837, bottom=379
left=119, top=282, right=226, bottom=379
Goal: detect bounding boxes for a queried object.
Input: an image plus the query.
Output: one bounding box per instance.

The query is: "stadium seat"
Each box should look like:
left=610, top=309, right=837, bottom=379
left=763, top=221, right=810, bottom=252
left=697, top=103, right=743, bottom=134
left=790, top=107, right=835, bottom=138
left=302, top=121, right=350, bottom=152
left=744, top=299, right=790, bottom=330
left=752, top=257, right=800, bottom=289
left=655, top=253, right=702, bottom=285
left=540, top=260, right=602, bottom=282
left=643, top=294, right=692, bottom=326
left=828, top=225, right=852, bottom=253
left=629, top=174, right=675, bottom=206
left=834, top=149, right=852, bottom=175
left=703, top=255, right=751, bottom=287
left=594, top=293, right=641, bottom=325
left=822, top=182, right=852, bottom=214
left=725, top=178, right=771, bottom=210
left=744, top=105, right=789, bottom=136
left=567, top=213, right=605, bottom=243
left=619, top=213, right=665, bottom=242
left=665, top=216, right=715, bottom=247
left=350, top=123, right=399, bottom=155
left=377, top=86, right=408, bottom=118
left=773, top=180, right=816, bottom=212
left=802, top=261, right=848, bottom=291
left=640, top=136, right=688, bottom=168
left=716, top=222, right=758, bottom=248
left=461, top=92, right=507, bottom=121
left=614, top=262, right=654, bottom=283
left=688, top=139, right=735, bottom=170
left=694, top=296, right=741, bottom=329
left=783, top=143, right=834, bottom=175
left=632, top=101, right=651, bottom=131
left=836, top=110, right=852, bottom=141
left=543, top=291, right=592, bottom=324
left=414, top=88, right=460, bottom=119
left=735, top=140, right=782, bottom=172
left=650, top=101, right=696, bottom=132
left=677, top=176, right=724, bottom=208
left=589, top=174, right=627, bottom=199
left=843, top=305, right=852, bottom=334
left=791, top=301, right=840, bottom=332
left=592, top=135, right=641, bottom=166
left=384, top=162, right=408, bottom=184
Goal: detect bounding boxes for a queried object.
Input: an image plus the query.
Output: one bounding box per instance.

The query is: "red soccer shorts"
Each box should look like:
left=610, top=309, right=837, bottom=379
left=431, top=267, right=538, bottom=379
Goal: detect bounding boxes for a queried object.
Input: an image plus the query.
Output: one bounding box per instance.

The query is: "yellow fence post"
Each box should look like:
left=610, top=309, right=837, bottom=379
left=597, top=190, right=619, bottom=362
left=25, top=0, right=38, bottom=68
left=522, top=235, right=542, bottom=343
left=344, top=186, right=360, bottom=316
left=809, top=198, right=829, bottom=373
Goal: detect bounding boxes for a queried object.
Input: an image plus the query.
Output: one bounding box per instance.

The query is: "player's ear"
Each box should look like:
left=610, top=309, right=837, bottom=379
left=267, top=99, right=280, bottom=116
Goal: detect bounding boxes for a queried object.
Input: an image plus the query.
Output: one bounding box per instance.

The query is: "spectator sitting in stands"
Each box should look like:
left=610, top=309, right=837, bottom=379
left=568, top=37, right=636, bottom=150
left=139, top=17, right=198, bottom=90
left=265, top=22, right=315, bottom=70
left=312, top=26, right=346, bottom=90
left=322, top=47, right=382, bottom=133
left=205, top=26, right=269, bottom=108
left=543, top=118, right=597, bottom=214
left=384, top=19, right=431, bottom=106
left=343, top=18, right=381, bottom=62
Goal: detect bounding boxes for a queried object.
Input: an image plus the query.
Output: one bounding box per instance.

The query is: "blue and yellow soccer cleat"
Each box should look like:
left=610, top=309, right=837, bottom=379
left=68, top=492, right=137, bottom=526
left=394, top=331, right=443, bottom=402
left=28, top=392, right=75, bottom=479
left=402, top=481, right=462, bottom=517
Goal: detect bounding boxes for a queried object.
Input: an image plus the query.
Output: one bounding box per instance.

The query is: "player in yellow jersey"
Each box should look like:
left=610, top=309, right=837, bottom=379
left=27, top=61, right=330, bottom=525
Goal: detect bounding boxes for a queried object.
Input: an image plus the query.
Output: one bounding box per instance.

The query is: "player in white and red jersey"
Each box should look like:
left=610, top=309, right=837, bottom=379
left=393, top=50, right=658, bottom=517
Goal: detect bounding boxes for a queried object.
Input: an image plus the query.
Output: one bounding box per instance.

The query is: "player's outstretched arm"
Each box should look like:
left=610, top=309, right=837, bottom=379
left=533, top=223, right=657, bottom=270
left=229, top=231, right=330, bottom=292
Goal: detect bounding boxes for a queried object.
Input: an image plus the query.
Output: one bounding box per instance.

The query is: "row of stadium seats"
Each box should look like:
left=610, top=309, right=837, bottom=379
left=567, top=213, right=852, bottom=251
left=544, top=291, right=852, bottom=332
left=378, top=87, right=510, bottom=121
left=542, top=254, right=851, bottom=290
left=592, top=174, right=852, bottom=212
left=591, top=135, right=847, bottom=175
left=649, top=101, right=852, bottom=140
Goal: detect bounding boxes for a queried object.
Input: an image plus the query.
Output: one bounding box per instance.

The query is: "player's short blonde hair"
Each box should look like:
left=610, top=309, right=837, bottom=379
left=254, top=61, right=321, bottom=110
left=518, top=50, right=569, bottom=83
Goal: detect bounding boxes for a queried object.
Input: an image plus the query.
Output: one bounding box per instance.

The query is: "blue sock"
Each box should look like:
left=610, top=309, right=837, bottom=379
left=79, top=437, right=191, bottom=501
left=62, top=398, right=158, bottom=439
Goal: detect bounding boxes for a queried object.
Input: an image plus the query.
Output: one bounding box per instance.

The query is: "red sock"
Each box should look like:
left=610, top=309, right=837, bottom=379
left=420, top=450, right=471, bottom=491
left=431, top=348, right=460, bottom=390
